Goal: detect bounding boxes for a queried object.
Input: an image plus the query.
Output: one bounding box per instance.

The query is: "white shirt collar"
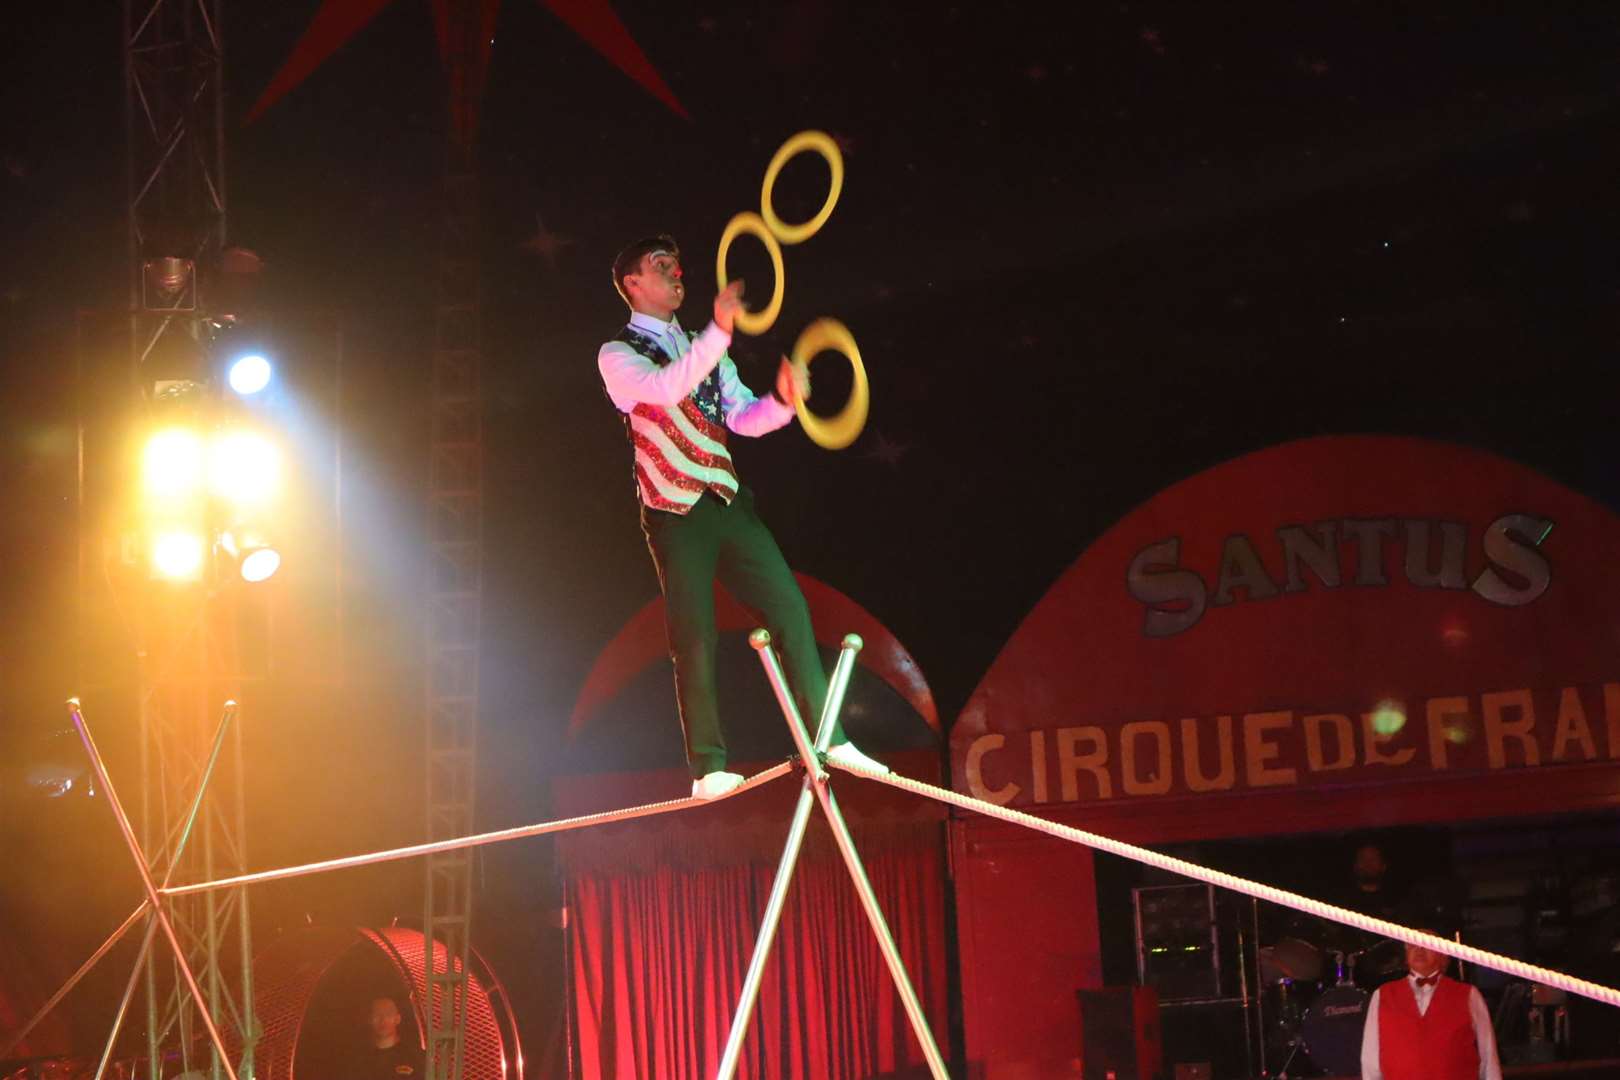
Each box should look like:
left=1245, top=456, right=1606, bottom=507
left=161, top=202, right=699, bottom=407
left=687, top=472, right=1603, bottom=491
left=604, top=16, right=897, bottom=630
left=628, top=311, right=683, bottom=338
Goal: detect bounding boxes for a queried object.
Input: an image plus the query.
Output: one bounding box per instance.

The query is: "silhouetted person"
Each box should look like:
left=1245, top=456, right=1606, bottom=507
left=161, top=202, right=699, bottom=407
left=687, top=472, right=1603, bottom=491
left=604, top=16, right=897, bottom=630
left=1342, top=841, right=1405, bottom=922
left=359, top=997, right=422, bottom=1080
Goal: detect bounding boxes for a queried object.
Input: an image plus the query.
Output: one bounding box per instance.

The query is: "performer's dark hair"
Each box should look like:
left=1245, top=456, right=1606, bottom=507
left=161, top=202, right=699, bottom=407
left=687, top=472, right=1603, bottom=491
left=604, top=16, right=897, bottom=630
left=612, top=234, right=679, bottom=303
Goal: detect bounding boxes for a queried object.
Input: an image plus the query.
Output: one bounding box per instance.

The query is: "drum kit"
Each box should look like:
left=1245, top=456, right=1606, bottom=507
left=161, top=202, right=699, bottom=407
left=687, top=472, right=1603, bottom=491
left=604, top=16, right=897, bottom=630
left=1257, top=930, right=1406, bottom=1077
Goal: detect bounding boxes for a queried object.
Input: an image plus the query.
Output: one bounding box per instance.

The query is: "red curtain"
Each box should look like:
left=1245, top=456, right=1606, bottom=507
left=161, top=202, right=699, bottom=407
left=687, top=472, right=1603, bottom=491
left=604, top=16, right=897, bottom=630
left=563, top=819, right=948, bottom=1080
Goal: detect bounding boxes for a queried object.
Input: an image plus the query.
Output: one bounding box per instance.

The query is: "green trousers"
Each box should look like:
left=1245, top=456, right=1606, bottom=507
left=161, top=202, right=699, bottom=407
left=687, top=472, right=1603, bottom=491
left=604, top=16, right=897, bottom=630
left=642, top=487, right=835, bottom=778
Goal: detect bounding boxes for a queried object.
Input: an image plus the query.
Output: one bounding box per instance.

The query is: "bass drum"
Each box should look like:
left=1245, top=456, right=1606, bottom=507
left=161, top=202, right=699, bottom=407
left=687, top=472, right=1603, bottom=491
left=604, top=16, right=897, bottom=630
left=1301, top=985, right=1369, bottom=1077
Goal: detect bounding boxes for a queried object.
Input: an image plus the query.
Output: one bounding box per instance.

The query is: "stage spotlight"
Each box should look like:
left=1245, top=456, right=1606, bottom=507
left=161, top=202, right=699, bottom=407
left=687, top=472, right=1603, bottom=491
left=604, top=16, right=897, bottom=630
left=142, top=256, right=195, bottom=310
left=208, top=431, right=280, bottom=506
left=145, top=256, right=192, bottom=297
left=228, top=354, right=273, bottom=396
left=151, top=531, right=207, bottom=582
left=221, top=530, right=282, bottom=583
left=240, top=546, right=282, bottom=583
left=142, top=428, right=206, bottom=502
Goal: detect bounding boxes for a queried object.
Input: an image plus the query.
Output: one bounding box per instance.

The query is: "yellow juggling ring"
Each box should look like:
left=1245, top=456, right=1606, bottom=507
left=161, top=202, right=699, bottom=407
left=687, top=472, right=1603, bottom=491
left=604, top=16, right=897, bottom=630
left=791, top=318, right=868, bottom=450
left=715, top=211, right=785, bottom=336
left=761, top=130, right=844, bottom=245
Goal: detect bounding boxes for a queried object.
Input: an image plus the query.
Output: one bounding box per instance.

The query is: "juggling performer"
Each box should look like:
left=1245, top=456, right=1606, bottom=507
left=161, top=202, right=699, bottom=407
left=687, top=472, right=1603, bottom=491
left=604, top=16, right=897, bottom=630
left=597, top=233, right=888, bottom=799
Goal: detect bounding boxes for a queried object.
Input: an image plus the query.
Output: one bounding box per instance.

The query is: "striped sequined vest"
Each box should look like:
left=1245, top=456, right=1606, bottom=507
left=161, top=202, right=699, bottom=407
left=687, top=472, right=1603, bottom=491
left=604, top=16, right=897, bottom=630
left=612, top=325, right=739, bottom=514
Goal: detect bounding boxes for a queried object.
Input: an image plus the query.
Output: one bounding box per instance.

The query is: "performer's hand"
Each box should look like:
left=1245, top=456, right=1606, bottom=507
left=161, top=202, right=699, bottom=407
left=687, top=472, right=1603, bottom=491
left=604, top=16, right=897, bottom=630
left=776, top=355, right=810, bottom=407
left=714, top=280, right=745, bottom=334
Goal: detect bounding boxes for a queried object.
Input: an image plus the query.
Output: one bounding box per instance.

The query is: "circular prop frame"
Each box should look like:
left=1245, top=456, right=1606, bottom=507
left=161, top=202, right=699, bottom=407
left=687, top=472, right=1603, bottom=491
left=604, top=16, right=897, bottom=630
left=761, top=130, right=845, bottom=245
left=791, top=318, right=869, bottom=450
left=716, top=211, right=785, bottom=336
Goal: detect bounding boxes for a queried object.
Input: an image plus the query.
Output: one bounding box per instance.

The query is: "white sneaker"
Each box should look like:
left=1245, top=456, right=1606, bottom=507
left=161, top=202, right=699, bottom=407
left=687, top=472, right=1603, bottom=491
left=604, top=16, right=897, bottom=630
left=825, top=741, right=890, bottom=774
left=691, top=771, right=745, bottom=800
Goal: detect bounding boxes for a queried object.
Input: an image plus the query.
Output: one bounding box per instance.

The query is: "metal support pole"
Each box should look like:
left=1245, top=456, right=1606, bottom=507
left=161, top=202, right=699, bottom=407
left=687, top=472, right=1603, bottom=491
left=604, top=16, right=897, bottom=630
left=139, top=650, right=160, bottom=1080
left=745, top=632, right=950, bottom=1080
left=67, top=698, right=242, bottom=1080
left=94, top=701, right=239, bottom=1080
left=205, top=805, right=223, bottom=1080
left=714, top=639, right=856, bottom=1080
left=714, top=779, right=816, bottom=1080
left=1236, top=923, right=1254, bottom=1080
left=1253, top=899, right=1267, bottom=1078
left=96, top=918, right=161, bottom=1080
left=234, top=703, right=258, bottom=1080
left=5, top=701, right=238, bottom=1063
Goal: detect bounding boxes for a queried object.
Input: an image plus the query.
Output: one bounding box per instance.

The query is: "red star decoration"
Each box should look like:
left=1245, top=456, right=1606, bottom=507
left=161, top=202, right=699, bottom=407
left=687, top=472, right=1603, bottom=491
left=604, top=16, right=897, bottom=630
left=520, top=212, right=574, bottom=267
left=247, top=0, right=688, bottom=143
left=864, top=432, right=914, bottom=469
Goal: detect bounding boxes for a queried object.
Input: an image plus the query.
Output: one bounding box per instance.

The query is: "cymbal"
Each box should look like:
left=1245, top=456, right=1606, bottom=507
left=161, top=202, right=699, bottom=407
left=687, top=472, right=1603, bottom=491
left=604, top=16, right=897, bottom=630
left=1259, top=937, right=1323, bottom=984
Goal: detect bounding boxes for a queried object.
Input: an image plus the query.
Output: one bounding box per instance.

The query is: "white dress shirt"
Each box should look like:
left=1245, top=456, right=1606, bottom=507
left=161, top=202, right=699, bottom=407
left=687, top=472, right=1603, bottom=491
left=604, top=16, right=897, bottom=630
left=598, top=311, right=794, bottom=437
left=1360, top=973, right=1502, bottom=1080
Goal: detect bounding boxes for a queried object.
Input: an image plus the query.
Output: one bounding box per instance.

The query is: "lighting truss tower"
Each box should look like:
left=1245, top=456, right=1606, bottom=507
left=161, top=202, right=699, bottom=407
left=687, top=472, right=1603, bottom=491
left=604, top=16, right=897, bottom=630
left=422, top=4, right=486, bottom=1079
left=125, top=2, right=257, bottom=1078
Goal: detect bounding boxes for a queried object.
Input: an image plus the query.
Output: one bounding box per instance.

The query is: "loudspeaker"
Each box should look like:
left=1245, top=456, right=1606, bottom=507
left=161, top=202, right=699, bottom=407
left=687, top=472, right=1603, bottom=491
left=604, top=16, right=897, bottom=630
left=1135, top=884, right=1220, bottom=1001
left=1077, top=986, right=1163, bottom=1080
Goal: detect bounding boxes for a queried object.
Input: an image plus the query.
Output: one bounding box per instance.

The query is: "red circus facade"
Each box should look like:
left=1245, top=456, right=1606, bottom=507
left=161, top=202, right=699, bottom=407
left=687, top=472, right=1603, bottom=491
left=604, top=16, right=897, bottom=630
left=949, top=435, right=1620, bottom=1079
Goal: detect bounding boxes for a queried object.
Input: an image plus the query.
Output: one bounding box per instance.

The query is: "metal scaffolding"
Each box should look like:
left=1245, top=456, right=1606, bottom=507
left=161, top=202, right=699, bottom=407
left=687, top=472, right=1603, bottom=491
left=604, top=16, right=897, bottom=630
left=422, top=3, right=488, bottom=1078
left=124, top=1, right=257, bottom=1077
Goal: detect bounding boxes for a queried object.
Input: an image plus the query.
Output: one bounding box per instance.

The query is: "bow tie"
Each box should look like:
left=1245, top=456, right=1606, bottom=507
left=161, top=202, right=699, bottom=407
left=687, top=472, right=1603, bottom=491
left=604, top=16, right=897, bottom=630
left=1415, top=975, right=1440, bottom=988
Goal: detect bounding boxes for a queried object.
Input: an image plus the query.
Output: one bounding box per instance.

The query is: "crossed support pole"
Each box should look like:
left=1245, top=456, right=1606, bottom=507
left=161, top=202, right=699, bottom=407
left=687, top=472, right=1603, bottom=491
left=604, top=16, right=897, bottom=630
left=715, top=631, right=950, bottom=1080
left=35, top=635, right=1620, bottom=1080
left=42, top=637, right=944, bottom=1080
left=53, top=698, right=244, bottom=1080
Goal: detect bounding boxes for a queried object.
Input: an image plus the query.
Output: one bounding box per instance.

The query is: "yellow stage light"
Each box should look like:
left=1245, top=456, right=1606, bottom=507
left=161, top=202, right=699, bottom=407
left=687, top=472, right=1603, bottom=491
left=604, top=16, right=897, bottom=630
left=151, top=531, right=207, bottom=581
left=209, top=431, right=280, bottom=506
left=142, top=428, right=206, bottom=502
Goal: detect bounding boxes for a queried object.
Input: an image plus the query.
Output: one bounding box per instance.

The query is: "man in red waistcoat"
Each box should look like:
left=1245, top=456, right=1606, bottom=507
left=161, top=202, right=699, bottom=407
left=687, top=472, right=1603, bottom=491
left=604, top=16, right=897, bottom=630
left=1359, top=931, right=1502, bottom=1080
